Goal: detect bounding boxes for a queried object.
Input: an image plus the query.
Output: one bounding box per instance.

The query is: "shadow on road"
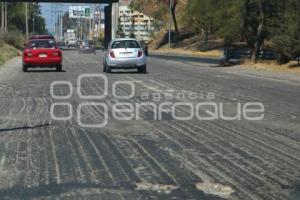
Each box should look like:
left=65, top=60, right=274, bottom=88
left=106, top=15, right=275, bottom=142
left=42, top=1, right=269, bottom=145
left=25, top=69, right=67, bottom=73
left=109, top=71, right=147, bottom=74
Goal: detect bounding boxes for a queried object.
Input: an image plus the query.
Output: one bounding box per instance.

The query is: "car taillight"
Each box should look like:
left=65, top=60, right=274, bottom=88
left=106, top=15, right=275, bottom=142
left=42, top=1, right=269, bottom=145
left=25, top=52, right=33, bottom=57
left=52, top=52, right=60, bottom=56
left=109, top=50, right=116, bottom=58
left=138, top=50, right=143, bottom=57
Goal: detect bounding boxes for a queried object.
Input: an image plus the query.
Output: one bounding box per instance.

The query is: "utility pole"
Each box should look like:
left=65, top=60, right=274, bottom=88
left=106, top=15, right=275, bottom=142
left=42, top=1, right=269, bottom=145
left=25, top=3, right=29, bottom=40
left=169, top=0, right=172, bottom=48
left=61, top=13, right=63, bottom=41
left=1, top=2, right=4, bottom=30
left=51, top=4, right=54, bottom=35
left=4, top=2, right=7, bottom=32
left=92, top=6, right=95, bottom=41
left=54, top=3, right=58, bottom=39
left=99, top=7, right=102, bottom=40
left=57, top=14, right=60, bottom=40
left=32, top=16, right=35, bottom=33
left=89, top=16, right=91, bottom=40
left=59, top=13, right=62, bottom=41
left=80, top=15, right=83, bottom=41
left=59, top=4, right=63, bottom=41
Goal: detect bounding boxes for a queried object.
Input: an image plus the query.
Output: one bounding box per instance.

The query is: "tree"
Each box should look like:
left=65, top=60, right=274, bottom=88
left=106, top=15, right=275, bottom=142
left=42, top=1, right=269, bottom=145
left=62, top=12, right=77, bottom=32
left=29, top=3, right=47, bottom=34
left=271, top=0, right=300, bottom=64
left=251, top=0, right=266, bottom=62
left=166, top=0, right=179, bottom=44
left=183, top=0, right=225, bottom=47
left=7, top=2, right=46, bottom=34
left=237, top=0, right=297, bottom=63
left=217, top=1, right=245, bottom=45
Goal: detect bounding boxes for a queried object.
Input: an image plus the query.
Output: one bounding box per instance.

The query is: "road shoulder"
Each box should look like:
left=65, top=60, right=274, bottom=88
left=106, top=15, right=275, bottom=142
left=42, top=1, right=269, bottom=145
left=215, top=64, right=300, bottom=85
left=150, top=50, right=300, bottom=84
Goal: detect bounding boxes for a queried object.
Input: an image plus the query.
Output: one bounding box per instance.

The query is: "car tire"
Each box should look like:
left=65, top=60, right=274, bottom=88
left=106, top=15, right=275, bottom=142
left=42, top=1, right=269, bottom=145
left=103, top=63, right=106, bottom=72
left=56, top=65, right=62, bottom=72
left=22, top=64, right=28, bottom=72
left=138, top=65, right=147, bottom=74
left=106, top=65, right=111, bottom=73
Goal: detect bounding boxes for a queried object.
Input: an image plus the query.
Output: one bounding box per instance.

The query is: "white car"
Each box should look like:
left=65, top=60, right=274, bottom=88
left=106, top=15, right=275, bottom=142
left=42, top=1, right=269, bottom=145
left=103, top=38, right=147, bottom=73
left=67, top=39, right=77, bottom=48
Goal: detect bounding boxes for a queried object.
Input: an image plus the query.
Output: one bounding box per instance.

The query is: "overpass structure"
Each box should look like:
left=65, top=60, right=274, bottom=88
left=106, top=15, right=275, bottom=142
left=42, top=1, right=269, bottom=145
left=1, top=0, right=120, bottom=47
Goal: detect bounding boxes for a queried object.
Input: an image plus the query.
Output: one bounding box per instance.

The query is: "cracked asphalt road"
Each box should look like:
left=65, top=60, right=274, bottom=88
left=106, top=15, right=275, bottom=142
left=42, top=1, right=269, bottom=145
left=0, top=51, right=299, bottom=200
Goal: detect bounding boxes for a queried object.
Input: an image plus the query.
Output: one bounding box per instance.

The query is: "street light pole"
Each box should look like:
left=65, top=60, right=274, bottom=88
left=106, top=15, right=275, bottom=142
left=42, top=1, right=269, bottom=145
left=1, top=2, right=4, bottom=30
left=92, top=6, right=95, bottom=41
left=25, top=3, right=29, bottom=40
left=32, top=16, right=35, bottom=33
left=60, top=13, right=63, bottom=40
left=4, top=2, right=7, bottom=32
left=80, top=15, right=83, bottom=41
left=169, top=0, right=172, bottom=48
left=99, top=8, right=102, bottom=39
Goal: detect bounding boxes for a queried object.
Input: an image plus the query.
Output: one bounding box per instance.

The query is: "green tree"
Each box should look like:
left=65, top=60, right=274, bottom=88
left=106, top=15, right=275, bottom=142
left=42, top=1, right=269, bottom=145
left=271, top=0, right=300, bottom=64
left=7, top=2, right=46, bottom=34
left=62, top=12, right=77, bottom=32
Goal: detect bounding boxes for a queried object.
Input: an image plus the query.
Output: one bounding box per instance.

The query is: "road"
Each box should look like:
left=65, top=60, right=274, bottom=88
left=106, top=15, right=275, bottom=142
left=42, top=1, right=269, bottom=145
left=0, top=50, right=299, bottom=200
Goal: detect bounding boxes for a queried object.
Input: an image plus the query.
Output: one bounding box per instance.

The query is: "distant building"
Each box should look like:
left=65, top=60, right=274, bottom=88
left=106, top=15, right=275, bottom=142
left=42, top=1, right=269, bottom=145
left=118, top=5, right=156, bottom=41
left=119, top=0, right=131, bottom=6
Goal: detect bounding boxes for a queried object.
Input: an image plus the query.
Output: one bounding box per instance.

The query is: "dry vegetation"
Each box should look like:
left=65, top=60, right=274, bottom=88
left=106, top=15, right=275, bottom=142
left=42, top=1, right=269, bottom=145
left=0, top=41, right=20, bottom=66
left=151, top=46, right=223, bottom=58
left=242, top=59, right=300, bottom=74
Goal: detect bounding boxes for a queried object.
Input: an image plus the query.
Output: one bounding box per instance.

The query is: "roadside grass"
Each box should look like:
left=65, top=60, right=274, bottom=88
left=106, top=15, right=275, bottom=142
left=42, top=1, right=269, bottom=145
left=0, top=41, right=20, bottom=66
left=242, top=59, right=300, bottom=74
left=150, top=47, right=223, bottom=58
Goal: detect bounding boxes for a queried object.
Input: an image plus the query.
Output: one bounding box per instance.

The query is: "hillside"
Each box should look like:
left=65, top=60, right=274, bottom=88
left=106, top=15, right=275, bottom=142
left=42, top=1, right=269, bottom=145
left=0, top=41, right=20, bottom=66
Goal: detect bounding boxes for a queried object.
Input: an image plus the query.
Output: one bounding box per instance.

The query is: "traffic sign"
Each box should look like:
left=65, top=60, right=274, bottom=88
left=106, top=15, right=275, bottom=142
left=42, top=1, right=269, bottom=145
left=85, top=8, right=91, bottom=17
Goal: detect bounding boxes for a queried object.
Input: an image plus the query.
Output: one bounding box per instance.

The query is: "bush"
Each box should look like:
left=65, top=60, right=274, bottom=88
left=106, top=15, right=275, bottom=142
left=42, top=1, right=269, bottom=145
left=0, top=42, right=19, bottom=66
left=272, top=34, right=300, bottom=64
left=0, top=30, right=25, bottom=50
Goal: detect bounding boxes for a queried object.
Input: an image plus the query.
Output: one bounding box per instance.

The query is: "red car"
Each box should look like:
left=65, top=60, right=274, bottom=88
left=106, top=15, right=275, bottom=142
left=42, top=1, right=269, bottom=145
left=23, top=35, right=63, bottom=72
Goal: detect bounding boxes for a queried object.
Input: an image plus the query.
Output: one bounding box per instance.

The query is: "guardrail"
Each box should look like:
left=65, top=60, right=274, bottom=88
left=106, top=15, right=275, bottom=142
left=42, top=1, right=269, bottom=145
left=224, top=48, right=278, bottom=60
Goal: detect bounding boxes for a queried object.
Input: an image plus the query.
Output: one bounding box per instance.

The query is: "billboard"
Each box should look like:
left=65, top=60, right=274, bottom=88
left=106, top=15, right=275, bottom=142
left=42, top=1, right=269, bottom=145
left=69, top=6, right=91, bottom=19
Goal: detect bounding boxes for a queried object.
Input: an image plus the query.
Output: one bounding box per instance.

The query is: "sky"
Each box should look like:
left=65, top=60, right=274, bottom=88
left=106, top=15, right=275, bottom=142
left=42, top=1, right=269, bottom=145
left=40, top=3, right=106, bottom=33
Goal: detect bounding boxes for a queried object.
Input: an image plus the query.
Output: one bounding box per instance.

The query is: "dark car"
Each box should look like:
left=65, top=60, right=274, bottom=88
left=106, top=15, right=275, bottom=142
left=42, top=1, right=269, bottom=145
left=57, top=40, right=66, bottom=49
left=78, top=41, right=96, bottom=54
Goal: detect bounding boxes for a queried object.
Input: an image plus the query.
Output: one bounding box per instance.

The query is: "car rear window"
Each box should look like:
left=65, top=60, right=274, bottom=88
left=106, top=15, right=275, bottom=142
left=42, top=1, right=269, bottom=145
left=111, top=40, right=141, bottom=49
left=28, top=39, right=55, bottom=49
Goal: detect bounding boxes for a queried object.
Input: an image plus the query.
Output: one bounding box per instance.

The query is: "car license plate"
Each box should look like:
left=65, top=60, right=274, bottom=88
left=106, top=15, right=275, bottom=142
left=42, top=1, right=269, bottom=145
left=39, top=54, right=47, bottom=58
